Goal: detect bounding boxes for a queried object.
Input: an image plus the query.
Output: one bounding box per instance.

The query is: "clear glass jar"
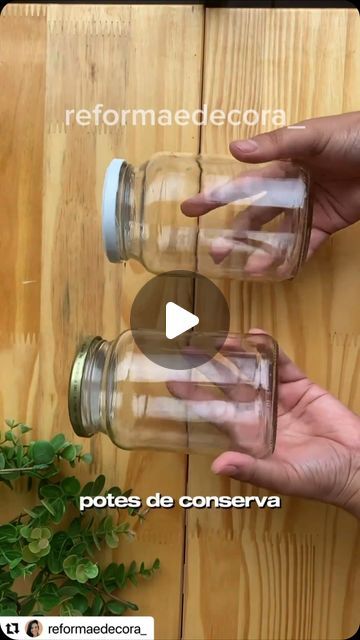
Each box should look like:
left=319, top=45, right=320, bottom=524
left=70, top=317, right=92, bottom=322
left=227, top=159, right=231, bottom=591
left=102, top=152, right=311, bottom=281
left=68, top=330, right=278, bottom=457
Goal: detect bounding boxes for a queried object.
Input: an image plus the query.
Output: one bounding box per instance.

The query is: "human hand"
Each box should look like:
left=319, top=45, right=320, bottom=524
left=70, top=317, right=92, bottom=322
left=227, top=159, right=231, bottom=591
left=212, top=333, right=360, bottom=519
left=228, top=111, right=360, bottom=258
left=181, top=112, right=360, bottom=270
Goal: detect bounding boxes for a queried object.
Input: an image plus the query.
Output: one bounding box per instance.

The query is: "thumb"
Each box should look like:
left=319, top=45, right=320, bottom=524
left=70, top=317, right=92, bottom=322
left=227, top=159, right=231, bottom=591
left=211, top=451, right=292, bottom=495
left=230, top=118, right=329, bottom=163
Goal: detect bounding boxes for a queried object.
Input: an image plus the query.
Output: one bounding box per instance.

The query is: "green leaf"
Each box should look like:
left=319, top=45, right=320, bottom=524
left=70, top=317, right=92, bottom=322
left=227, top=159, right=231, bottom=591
left=92, top=474, right=106, bottom=495
left=38, top=593, right=59, bottom=611
left=128, top=560, right=137, bottom=575
left=20, top=424, right=32, bottom=434
left=0, top=453, right=5, bottom=469
left=106, top=486, right=123, bottom=497
left=37, top=538, right=50, bottom=551
left=41, top=497, right=65, bottom=523
left=81, top=481, right=94, bottom=496
left=10, top=564, right=29, bottom=579
left=52, top=498, right=66, bottom=524
left=61, top=477, right=81, bottom=496
left=63, top=557, right=78, bottom=581
left=116, top=563, right=126, bottom=588
left=40, top=484, right=63, bottom=499
left=22, top=546, right=38, bottom=563
left=68, top=517, right=82, bottom=537
left=81, top=453, right=93, bottom=464
left=50, top=433, right=66, bottom=452
left=5, top=430, right=16, bottom=442
left=92, top=532, right=101, bottom=551
left=20, top=526, right=32, bottom=540
left=70, top=594, right=88, bottom=614
left=31, top=441, right=55, bottom=465
left=60, top=582, right=89, bottom=596
left=103, top=563, right=118, bottom=581
left=84, top=561, right=99, bottom=580
left=40, top=499, right=56, bottom=516
left=107, top=600, right=127, bottom=615
left=0, top=606, right=18, bottom=616
left=0, top=572, right=14, bottom=589
left=28, top=541, right=41, bottom=554
left=15, top=444, right=24, bottom=466
left=75, top=564, right=88, bottom=584
left=9, top=557, right=22, bottom=570
left=47, top=554, right=62, bottom=574
left=123, top=599, right=139, bottom=611
left=31, top=569, right=46, bottom=592
left=70, top=543, right=87, bottom=556
left=90, top=594, right=104, bottom=616
left=0, top=545, right=19, bottom=564
left=20, top=598, right=36, bottom=616
left=0, top=524, right=18, bottom=542
left=61, top=444, right=77, bottom=462
left=58, top=585, right=79, bottom=597
left=105, top=531, right=119, bottom=549
left=103, top=516, right=114, bottom=533
left=63, top=554, right=77, bottom=569
left=5, top=419, right=17, bottom=428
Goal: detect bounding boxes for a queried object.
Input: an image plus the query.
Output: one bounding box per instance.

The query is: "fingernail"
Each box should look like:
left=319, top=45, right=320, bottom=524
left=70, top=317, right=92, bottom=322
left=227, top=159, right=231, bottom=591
left=216, top=464, right=238, bottom=476
left=233, top=139, right=258, bottom=153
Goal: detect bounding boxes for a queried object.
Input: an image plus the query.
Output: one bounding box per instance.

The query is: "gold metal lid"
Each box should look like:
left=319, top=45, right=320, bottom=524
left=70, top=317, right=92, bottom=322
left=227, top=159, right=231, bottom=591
left=68, top=336, right=102, bottom=437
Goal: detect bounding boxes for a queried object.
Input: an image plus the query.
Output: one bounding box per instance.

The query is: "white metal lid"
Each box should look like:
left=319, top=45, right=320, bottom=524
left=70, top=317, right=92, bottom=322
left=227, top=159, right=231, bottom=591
left=102, top=158, right=124, bottom=262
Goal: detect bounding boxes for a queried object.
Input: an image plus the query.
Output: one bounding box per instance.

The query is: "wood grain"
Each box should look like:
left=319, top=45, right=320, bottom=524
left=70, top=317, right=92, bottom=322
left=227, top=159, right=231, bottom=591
left=184, top=8, right=360, bottom=640
left=1, top=4, right=360, bottom=639
left=0, top=4, right=203, bottom=638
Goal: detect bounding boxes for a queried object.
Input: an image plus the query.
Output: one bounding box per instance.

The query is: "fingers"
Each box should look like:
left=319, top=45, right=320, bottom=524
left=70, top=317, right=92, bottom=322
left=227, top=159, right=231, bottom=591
left=307, top=227, right=330, bottom=259
left=211, top=451, right=291, bottom=494
left=181, top=162, right=305, bottom=218
left=209, top=204, right=284, bottom=265
left=167, top=380, right=261, bottom=448
left=181, top=173, right=270, bottom=217
left=245, top=328, right=307, bottom=386
left=167, top=381, right=215, bottom=403
left=168, top=347, right=256, bottom=401
left=229, top=117, right=329, bottom=164
left=276, top=349, right=307, bottom=384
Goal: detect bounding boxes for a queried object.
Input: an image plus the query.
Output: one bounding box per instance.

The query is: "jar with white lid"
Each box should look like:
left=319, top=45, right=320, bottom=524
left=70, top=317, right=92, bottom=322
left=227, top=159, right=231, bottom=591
left=102, top=152, right=311, bottom=281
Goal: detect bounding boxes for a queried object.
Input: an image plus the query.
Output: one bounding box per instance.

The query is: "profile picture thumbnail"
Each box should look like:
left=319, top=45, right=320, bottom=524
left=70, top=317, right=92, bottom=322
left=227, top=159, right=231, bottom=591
left=26, top=619, right=43, bottom=637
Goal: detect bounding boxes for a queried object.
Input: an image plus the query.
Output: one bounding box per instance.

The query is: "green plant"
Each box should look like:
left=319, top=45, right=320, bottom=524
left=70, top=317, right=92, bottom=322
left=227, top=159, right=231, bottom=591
left=0, top=420, right=160, bottom=616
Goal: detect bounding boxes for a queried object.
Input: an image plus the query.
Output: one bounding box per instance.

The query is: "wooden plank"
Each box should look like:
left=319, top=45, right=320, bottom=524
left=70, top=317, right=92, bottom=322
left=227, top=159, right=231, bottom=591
left=0, top=4, right=46, bottom=486
left=0, top=5, right=204, bottom=638
left=184, top=8, right=360, bottom=640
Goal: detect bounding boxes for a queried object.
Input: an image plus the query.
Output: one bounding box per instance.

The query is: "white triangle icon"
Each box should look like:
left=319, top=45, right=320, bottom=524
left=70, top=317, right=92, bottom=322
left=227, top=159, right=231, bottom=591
left=166, top=302, right=199, bottom=340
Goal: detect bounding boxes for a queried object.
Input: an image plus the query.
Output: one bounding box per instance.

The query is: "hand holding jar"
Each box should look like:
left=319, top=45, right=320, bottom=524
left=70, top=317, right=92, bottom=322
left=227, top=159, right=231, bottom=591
left=86, top=112, right=360, bottom=519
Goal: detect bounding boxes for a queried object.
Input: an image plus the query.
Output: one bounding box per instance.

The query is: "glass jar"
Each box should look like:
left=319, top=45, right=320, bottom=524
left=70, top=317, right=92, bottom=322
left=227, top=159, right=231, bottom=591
left=102, top=152, right=311, bottom=281
left=68, top=330, right=278, bottom=457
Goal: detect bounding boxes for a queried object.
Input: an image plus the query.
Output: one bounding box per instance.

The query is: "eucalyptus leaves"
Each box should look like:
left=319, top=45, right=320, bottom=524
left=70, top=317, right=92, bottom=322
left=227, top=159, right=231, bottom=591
left=0, top=420, right=159, bottom=617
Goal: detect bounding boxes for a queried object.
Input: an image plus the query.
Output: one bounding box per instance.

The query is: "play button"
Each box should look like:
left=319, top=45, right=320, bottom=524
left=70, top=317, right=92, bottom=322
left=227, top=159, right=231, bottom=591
left=130, top=271, right=230, bottom=370
left=166, top=303, right=199, bottom=339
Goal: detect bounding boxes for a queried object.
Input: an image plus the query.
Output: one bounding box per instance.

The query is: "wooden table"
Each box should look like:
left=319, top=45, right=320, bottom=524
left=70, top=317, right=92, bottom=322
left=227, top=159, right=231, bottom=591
left=0, top=4, right=359, bottom=639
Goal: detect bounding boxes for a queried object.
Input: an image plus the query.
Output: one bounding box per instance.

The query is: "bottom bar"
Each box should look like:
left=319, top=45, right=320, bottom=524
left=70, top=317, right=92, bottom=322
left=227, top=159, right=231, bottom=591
left=0, top=617, right=154, bottom=640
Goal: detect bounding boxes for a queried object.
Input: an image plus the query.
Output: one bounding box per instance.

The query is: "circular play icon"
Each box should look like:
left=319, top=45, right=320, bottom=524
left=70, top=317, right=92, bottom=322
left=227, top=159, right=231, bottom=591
left=130, top=271, right=230, bottom=369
